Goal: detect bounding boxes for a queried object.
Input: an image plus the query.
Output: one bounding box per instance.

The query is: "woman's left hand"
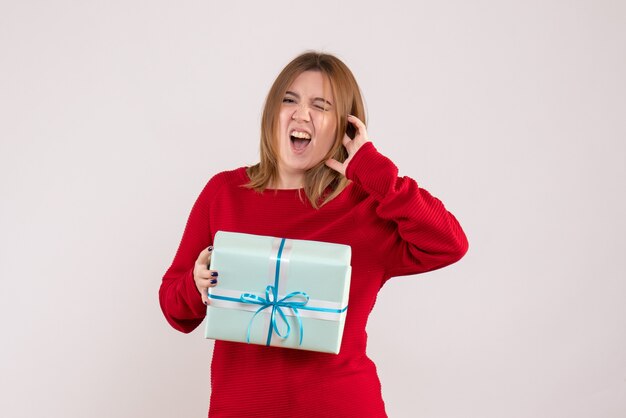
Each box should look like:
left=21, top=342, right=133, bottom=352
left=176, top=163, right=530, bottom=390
left=325, top=114, right=370, bottom=176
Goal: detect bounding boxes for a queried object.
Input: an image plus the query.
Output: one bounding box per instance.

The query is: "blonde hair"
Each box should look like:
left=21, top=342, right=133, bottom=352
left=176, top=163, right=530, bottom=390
left=246, top=51, right=367, bottom=208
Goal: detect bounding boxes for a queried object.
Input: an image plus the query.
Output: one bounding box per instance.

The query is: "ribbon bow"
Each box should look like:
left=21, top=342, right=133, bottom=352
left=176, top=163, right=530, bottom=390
left=240, top=285, right=310, bottom=346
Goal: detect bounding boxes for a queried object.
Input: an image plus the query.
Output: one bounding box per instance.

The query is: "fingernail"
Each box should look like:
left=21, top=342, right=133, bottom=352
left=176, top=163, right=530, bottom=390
left=208, top=246, right=213, bottom=252
left=210, top=279, right=218, bottom=284
left=211, top=272, right=218, bottom=277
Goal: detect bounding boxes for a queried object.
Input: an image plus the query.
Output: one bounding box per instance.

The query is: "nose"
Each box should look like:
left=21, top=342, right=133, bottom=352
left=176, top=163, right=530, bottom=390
left=291, top=103, right=311, bottom=122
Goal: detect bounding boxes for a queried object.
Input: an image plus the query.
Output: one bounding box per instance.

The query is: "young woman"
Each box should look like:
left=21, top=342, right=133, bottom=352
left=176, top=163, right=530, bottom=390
left=159, top=51, right=468, bottom=417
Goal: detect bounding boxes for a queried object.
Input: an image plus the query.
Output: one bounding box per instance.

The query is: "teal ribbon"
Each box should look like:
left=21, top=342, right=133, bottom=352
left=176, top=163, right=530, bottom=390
left=240, top=285, right=309, bottom=345
left=208, top=237, right=349, bottom=346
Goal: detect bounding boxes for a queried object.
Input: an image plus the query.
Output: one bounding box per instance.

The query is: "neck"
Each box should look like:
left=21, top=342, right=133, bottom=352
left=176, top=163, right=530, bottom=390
left=273, top=168, right=304, bottom=189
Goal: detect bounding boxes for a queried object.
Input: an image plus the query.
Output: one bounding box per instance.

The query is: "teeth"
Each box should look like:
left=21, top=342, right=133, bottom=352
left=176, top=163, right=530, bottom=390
left=291, top=131, right=311, bottom=140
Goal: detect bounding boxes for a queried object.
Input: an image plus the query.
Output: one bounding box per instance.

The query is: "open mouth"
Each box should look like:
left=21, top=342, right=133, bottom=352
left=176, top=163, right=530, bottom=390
left=290, top=130, right=311, bottom=151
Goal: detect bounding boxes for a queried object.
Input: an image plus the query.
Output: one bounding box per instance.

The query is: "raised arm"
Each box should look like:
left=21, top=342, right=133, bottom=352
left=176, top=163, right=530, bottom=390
left=327, top=115, right=468, bottom=279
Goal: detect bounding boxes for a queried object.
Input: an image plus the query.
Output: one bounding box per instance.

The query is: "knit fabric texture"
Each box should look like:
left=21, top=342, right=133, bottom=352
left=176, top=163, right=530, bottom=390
left=159, top=142, right=468, bottom=417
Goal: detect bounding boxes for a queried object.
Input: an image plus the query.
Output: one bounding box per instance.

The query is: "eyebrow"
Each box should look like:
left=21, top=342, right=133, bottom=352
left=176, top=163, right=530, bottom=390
left=285, top=91, right=333, bottom=107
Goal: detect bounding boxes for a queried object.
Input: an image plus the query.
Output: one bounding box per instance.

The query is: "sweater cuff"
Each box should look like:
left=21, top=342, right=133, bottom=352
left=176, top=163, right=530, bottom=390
left=345, top=142, right=399, bottom=200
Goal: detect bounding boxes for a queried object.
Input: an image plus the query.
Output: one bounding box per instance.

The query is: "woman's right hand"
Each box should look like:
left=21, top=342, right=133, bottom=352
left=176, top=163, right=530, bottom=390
left=194, top=246, right=218, bottom=305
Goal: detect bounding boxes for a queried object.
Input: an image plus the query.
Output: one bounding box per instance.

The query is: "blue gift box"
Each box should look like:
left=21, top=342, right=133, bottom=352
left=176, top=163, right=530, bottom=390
left=205, top=231, right=352, bottom=354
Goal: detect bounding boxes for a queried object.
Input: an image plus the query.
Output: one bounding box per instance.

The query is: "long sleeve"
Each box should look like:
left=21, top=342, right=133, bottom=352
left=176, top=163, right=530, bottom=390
left=159, top=176, right=223, bottom=333
left=345, top=142, right=468, bottom=280
left=161, top=163, right=466, bottom=416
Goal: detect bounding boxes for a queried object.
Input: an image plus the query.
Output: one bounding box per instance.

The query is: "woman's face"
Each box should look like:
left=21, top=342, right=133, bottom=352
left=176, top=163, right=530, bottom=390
left=276, top=70, right=337, bottom=182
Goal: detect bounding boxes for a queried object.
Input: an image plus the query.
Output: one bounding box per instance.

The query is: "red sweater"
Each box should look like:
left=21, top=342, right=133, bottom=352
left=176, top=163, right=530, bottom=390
left=159, top=142, right=468, bottom=417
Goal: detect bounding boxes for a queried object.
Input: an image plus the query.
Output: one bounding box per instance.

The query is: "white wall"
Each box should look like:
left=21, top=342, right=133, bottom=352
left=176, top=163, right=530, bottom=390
left=1, top=1, right=624, bottom=417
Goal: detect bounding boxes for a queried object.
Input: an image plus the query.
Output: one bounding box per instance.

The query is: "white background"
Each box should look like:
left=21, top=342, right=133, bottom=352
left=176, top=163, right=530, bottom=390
left=1, top=1, right=625, bottom=417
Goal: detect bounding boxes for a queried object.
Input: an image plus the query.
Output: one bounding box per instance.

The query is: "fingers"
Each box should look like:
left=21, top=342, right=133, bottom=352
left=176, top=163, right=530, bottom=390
left=196, top=246, right=212, bottom=266
left=347, top=115, right=368, bottom=142
left=326, top=115, right=369, bottom=176
left=196, top=268, right=218, bottom=280
left=325, top=158, right=345, bottom=175
left=197, top=273, right=219, bottom=304
left=197, top=270, right=219, bottom=305
left=328, top=115, right=369, bottom=175
left=200, top=286, right=209, bottom=305
left=194, top=246, right=219, bottom=305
